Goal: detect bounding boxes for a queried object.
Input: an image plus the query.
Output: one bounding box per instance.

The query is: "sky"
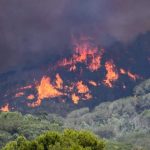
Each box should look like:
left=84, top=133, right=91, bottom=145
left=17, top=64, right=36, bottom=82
left=0, top=0, right=150, bottom=73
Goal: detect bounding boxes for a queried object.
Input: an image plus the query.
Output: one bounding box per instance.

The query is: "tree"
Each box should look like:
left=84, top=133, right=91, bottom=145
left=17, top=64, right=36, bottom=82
left=2, top=129, right=105, bottom=150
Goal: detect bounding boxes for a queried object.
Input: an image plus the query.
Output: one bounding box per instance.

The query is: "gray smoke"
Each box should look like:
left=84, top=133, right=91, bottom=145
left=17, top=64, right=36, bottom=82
left=0, top=0, right=150, bottom=72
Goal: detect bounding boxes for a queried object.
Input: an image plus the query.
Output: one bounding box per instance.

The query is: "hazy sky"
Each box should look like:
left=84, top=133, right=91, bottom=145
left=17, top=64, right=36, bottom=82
left=0, top=0, right=150, bottom=72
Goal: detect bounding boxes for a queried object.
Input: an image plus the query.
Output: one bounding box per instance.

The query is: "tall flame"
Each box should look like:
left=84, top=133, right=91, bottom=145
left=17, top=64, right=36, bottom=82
left=104, top=60, right=119, bottom=87
left=71, top=93, right=80, bottom=104
left=88, top=55, right=101, bottom=72
left=55, top=74, right=63, bottom=89
left=57, top=40, right=104, bottom=72
left=29, top=76, right=63, bottom=107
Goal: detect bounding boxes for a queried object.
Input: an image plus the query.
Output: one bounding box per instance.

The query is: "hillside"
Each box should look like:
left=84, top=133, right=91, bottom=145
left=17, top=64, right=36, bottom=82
left=0, top=32, right=150, bottom=115
left=0, top=78, right=150, bottom=149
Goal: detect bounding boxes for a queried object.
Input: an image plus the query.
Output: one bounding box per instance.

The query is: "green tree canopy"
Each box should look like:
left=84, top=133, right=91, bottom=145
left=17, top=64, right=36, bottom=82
left=2, top=129, right=105, bottom=150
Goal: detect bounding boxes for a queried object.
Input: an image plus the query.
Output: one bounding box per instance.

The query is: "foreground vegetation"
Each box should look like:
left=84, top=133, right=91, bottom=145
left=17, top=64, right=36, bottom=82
left=0, top=79, right=150, bottom=149
left=2, top=129, right=105, bottom=150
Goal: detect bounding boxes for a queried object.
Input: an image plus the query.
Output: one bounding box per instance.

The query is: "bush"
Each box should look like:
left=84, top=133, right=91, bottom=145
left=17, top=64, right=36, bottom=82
left=2, top=129, right=105, bottom=150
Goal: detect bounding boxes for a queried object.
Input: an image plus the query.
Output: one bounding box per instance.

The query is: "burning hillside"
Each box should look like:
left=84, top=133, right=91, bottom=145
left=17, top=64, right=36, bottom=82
left=0, top=35, right=149, bottom=113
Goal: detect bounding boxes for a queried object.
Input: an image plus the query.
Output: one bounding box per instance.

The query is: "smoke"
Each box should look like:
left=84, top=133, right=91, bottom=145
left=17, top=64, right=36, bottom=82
left=0, top=0, right=150, bottom=73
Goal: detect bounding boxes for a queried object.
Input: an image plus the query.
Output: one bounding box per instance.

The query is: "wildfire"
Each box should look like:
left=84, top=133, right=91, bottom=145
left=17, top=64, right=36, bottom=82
left=89, top=81, right=97, bottom=86
left=76, top=81, right=89, bottom=94
left=104, top=60, right=119, bottom=87
left=27, top=94, right=35, bottom=100
left=88, top=55, right=101, bottom=72
left=55, top=74, right=63, bottom=89
left=84, top=93, right=92, bottom=100
left=127, top=72, right=139, bottom=80
left=120, top=68, right=126, bottom=74
left=29, top=76, right=63, bottom=107
left=4, top=36, right=141, bottom=110
left=15, top=92, right=24, bottom=98
left=120, top=68, right=139, bottom=80
left=57, top=40, right=104, bottom=72
left=69, top=65, right=76, bottom=71
left=19, top=85, right=32, bottom=90
left=71, top=93, right=80, bottom=104
left=0, top=104, right=9, bottom=112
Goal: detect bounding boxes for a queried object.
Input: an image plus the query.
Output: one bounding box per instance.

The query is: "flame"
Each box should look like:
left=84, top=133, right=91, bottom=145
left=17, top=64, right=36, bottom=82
left=29, top=76, right=63, bottom=107
left=88, top=55, right=101, bottom=72
left=15, top=92, right=24, bottom=98
left=0, top=104, right=9, bottom=112
left=71, top=93, right=80, bottom=104
left=69, top=65, right=76, bottom=71
left=84, top=93, right=92, bottom=100
left=76, top=81, right=89, bottom=94
left=127, top=71, right=139, bottom=80
left=55, top=74, right=63, bottom=89
left=27, top=94, right=35, bottom=100
left=3, top=36, right=142, bottom=110
left=120, top=68, right=126, bottom=74
left=19, top=85, right=32, bottom=90
left=104, top=60, right=119, bottom=87
left=57, top=40, right=104, bottom=72
left=89, top=80, right=97, bottom=86
left=120, top=68, right=139, bottom=80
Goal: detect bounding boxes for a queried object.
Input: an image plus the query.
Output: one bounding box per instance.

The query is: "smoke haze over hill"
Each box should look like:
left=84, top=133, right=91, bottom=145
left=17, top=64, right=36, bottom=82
left=0, top=0, right=150, bottom=72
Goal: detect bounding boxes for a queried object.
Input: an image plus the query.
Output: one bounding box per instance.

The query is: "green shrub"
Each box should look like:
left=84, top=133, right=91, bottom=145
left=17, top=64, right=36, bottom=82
left=2, top=129, right=105, bottom=150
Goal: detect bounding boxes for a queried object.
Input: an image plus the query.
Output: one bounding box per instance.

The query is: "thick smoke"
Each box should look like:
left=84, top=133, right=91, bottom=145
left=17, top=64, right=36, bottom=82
left=0, top=0, right=150, bottom=73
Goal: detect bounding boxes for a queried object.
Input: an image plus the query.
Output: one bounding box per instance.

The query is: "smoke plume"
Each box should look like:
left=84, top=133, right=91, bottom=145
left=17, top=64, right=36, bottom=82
left=0, top=0, right=150, bottom=72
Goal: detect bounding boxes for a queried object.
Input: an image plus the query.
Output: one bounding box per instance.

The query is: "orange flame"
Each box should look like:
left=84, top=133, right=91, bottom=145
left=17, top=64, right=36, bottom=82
left=88, top=55, right=101, bottom=72
left=0, top=104, right=9, bottom=112
left=15, top=92, right=24, bottom=98
left=120, top=68, right=139, bottom=80
left=76, top=81, right=89, bottom=94
left=27, top=94, right=35, bottom=100
left=104, top=60, right=119, bottom=87
left=120, top=68, right=126, bottom=74
left=127, top=71, right=139, bottom=80
left=29, top=76, right=63, bottom=107
left=71, top=93, right=80, bottom=104
left=69, top=65, right=76, bottom=71
left=89, top=81, right=97, bottom=86
left=84, top=93, right=93, bottom=100
left=57, top=40, right=104, bottom=72
left=19, top=85, right=32, bottom=90
left=8, top=36, right=141, bottom=109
